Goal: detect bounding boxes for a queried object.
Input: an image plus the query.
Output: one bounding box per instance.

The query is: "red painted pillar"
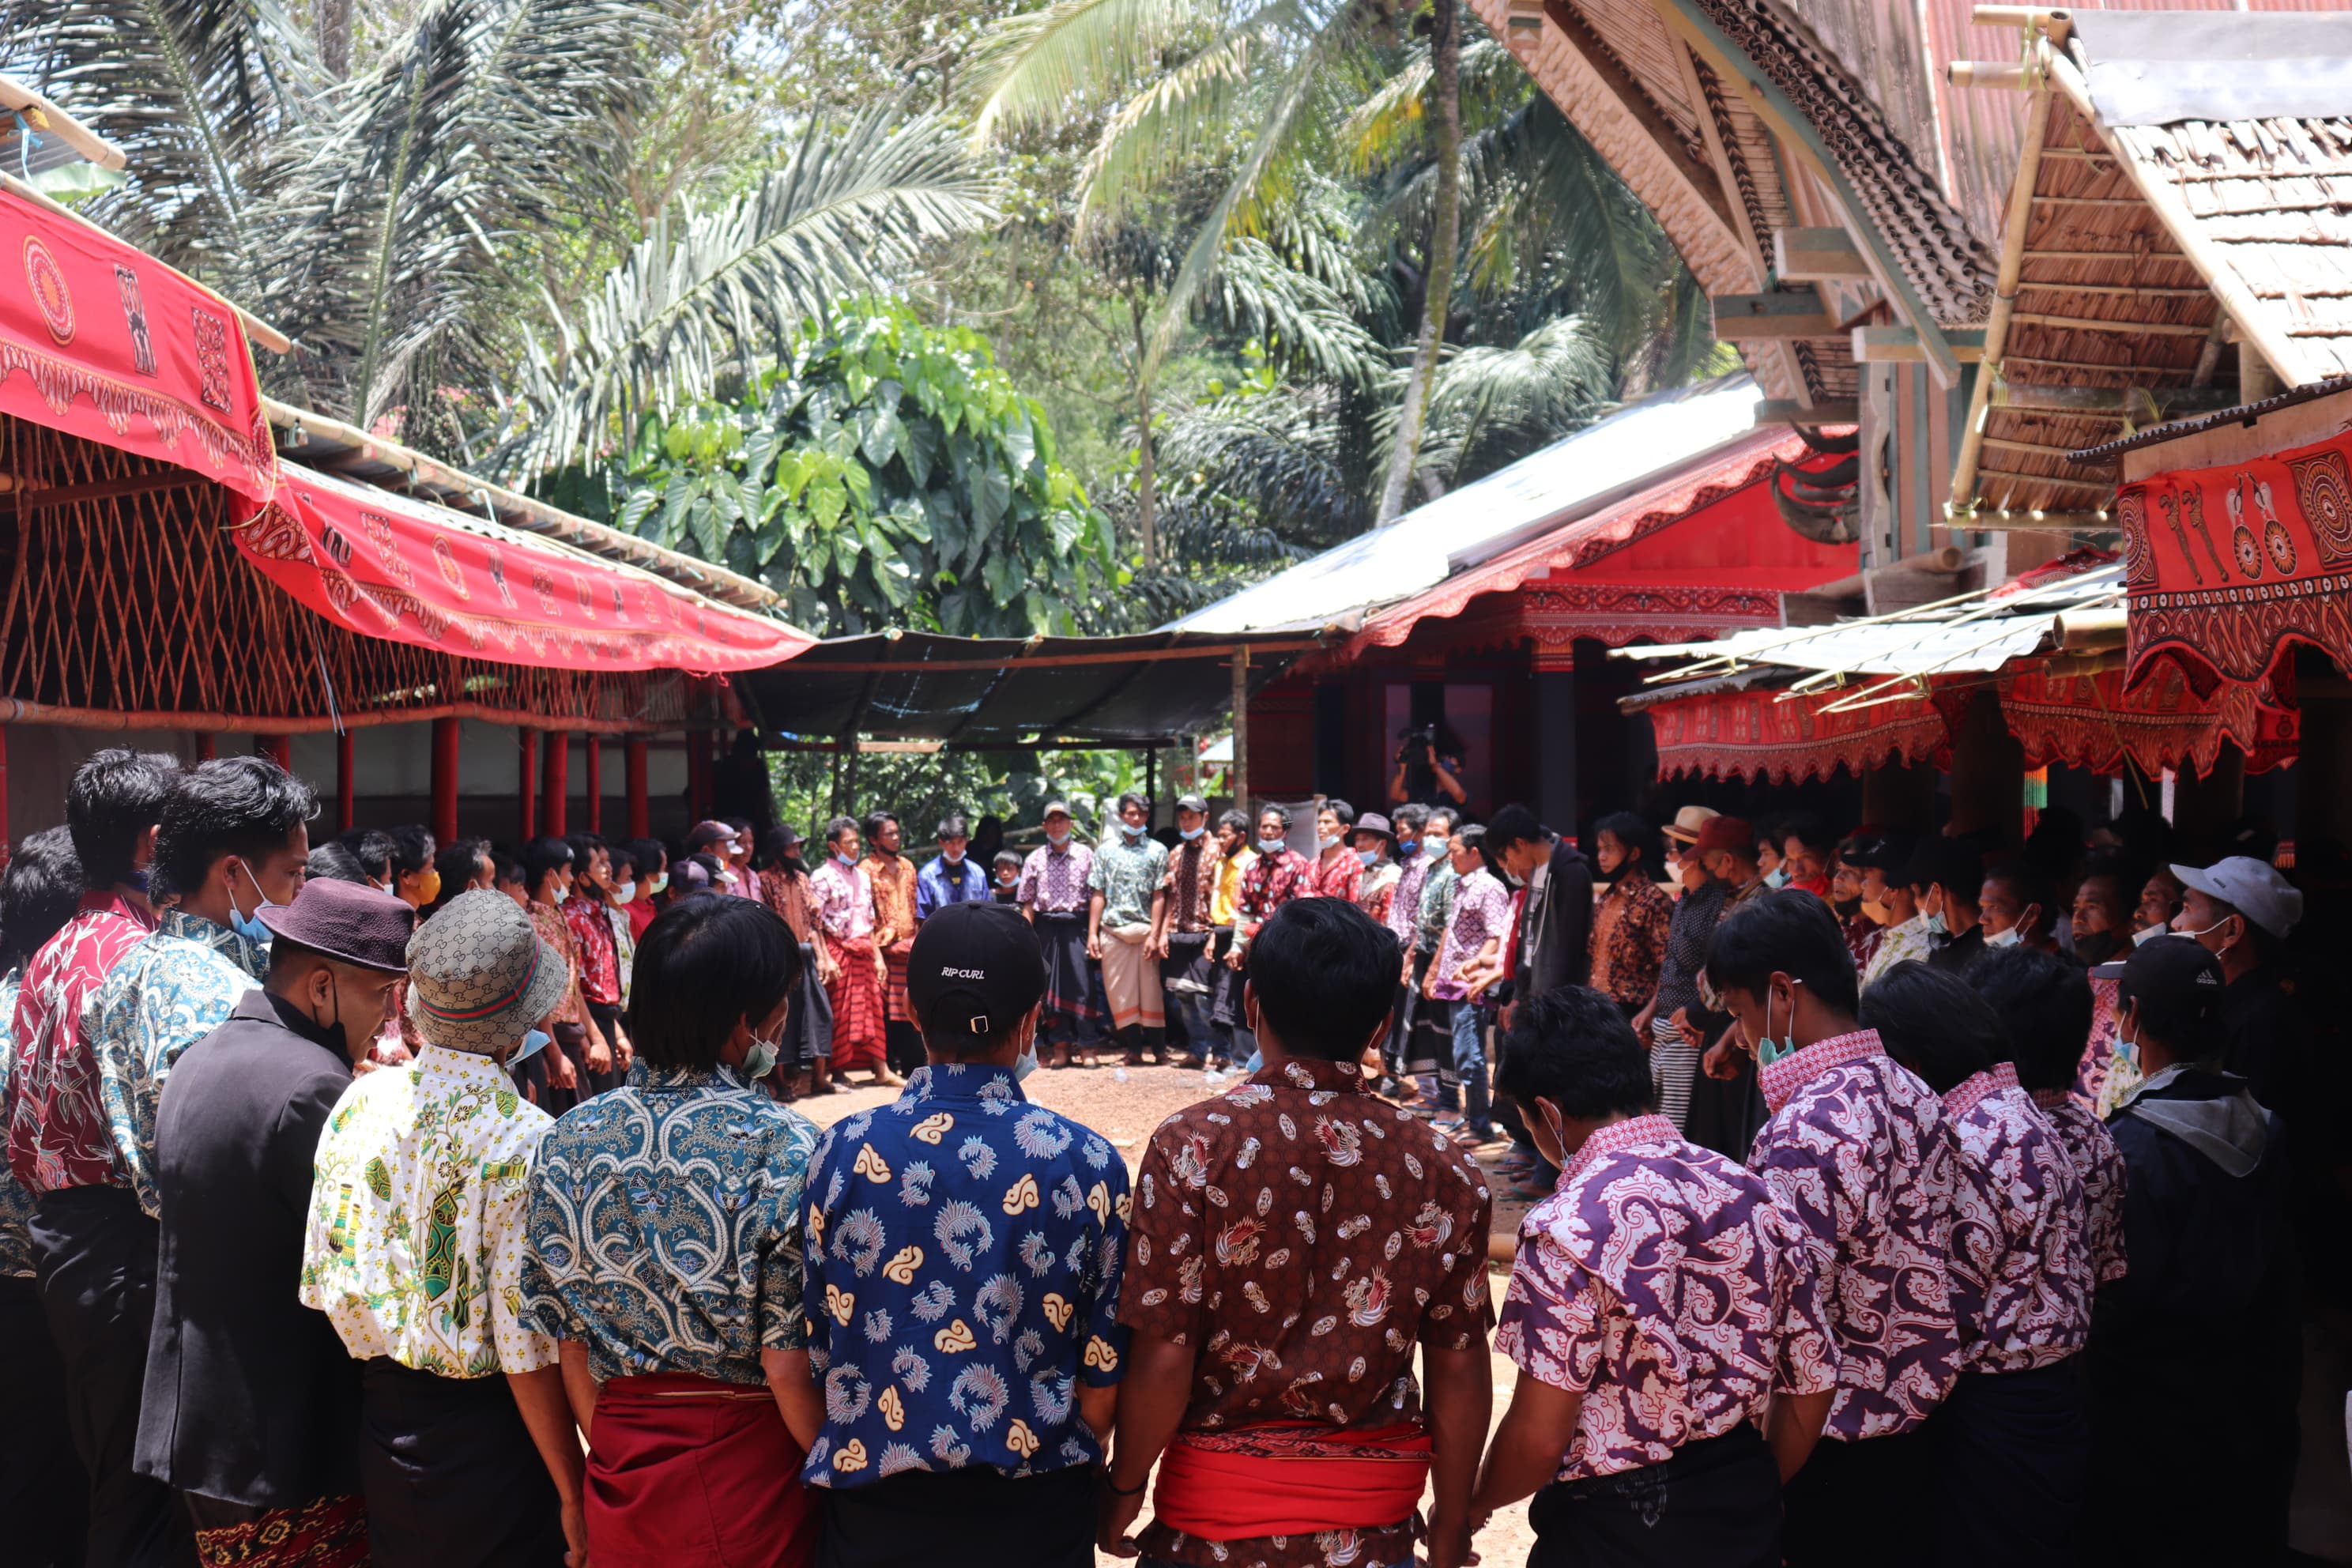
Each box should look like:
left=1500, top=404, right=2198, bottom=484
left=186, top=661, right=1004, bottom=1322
left=431, top=718, right=461, bottom=846
left=541, top=730, right=570, bottom=839
left=258, top=734, right=292, bottom=771
left=518, top=729, right=539, bottom=843
left=686, top=728, right=710, bottom=822
left=625, top=738, right=650, bottom=840
left=583, top=736, right=602, bottom=835
left=0, top=726, right=10, bottom=850
left=335, top=731, right=356, bottom=832
left=194, top=734, right=216, bottom=763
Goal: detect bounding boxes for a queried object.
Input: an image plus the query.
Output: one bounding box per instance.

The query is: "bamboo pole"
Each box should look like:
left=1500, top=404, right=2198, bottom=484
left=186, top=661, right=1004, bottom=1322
left=1231, top=650, right=1251, bottom=815
left=0, top=697, right=672, bottom=736
left=1954, top=43, right=2053, bottom=513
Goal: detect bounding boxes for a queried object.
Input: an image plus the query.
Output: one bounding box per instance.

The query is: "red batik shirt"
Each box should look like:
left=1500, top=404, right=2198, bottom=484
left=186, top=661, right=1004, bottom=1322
left=1121, top=1055, right=1494, bottom=1568
left=1234, top=848, right=1310, bottom=940
left=2032, top=1087, right=2127, bottom=1287
left=1498, top=1114, right=1838, bottom=1482
left=1944, top=1065, right=2094, bottom=1373
left=6, top=892, right=154, bottom=1192
left=1751, top=1029, right=1964, bottom=1441
left=1303, top=848, right=1363, bottom=904
left=560, top=894, right=621, bottom=1008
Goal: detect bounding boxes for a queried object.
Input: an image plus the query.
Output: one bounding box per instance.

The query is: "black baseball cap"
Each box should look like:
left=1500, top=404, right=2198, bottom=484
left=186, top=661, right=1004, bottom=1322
left=2093, top=929, right=2229, bottom=1018
left=905, top=902, right=1047, bottom=1039
left=1842, top=831, right=1917, bottom=873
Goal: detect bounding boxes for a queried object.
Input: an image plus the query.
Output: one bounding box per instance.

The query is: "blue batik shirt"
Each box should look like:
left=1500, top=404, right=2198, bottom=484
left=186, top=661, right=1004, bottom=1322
left=801, top=1062, right=1129, bottom=1489
left=521, top=1061, right=819, bottom=1386
left=87, top=909, right=267, bottom=1218
left=915, top=855, right=989, bottom=922
left=0, top=972, right=33, bottom=1278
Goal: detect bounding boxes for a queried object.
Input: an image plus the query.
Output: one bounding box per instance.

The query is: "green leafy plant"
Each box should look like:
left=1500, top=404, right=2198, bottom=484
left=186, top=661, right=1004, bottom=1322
left=604, top=300, right=1118, bottom=636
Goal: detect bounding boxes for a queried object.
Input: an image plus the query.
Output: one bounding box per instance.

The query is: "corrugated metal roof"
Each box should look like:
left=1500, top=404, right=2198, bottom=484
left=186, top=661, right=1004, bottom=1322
left=1167, top=375, right=1764, bottom=635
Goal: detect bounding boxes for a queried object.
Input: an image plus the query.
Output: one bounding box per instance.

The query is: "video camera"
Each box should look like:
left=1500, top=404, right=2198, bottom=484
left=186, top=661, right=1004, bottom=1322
left=1396, top=724, right=1438, bottom=762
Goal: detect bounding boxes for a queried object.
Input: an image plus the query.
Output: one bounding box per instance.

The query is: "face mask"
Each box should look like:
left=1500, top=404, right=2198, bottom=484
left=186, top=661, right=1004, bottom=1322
left=1764, top=866, right=1789, bottom=889
left=1757, top=982, right=1800, bottom=1066
left=513, top=1027, right=551, bottom=1066
left=2133, top=922, right=2169, bottom=948
left=1257, top=835, right=1287, bottom=855
left=1179, top=825, right=1204, bottom=841
left=613, top=880, right=637, bottom=904
left=1397, top=839, right=1418, bottom=857
left=1121, top=822, right=1146, bottom=841
left=1356, top=849, right=1380, bottom=867
left=416, top=869, right=443, bottom=906
left=2113, top=1020, right=2140, bottom=1075
left=741, top=1031, right=782, bottom=1081
left=1047, top=829, right=1072, bottom=847
left=231, top=861, right=277, bottom=947
left=645, top=872, right=668, bottom=896
left=1014, top=1042, right=1038, bottom=1083
left=1984, top=925, right=2022, bottom=950
left=1317, top=834, right=1341, bottom=853
left=835, top=852, right=860, bottom=869
left=943, top=849, right=964, bottom=863
left=1924, top=909, right=1950, bottom=938
left=2173, top=917, right=2233, bottom=952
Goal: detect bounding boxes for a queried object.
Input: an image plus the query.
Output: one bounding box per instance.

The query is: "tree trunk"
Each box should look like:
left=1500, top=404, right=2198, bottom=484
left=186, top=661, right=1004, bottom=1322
left=1374, top=0, right=1462, bottom=526
left=318, top=0, right=353, bottom=79
left=1130, top=294, right=1158, bottom=561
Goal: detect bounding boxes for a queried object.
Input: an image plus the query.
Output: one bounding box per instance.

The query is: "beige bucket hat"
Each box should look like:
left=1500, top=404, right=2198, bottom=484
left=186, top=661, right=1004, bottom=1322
left=402, top=889, right=571, bottom=1056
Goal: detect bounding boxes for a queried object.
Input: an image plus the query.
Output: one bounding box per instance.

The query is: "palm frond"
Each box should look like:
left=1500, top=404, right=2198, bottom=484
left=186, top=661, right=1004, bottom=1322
left=1403, top=314, right=1614, bottom=488
left=966, top=0, right=1199, bottom=142
left=1204, top=236, right=1387, bottom=388
left=1156, top=384, right=1363, bottom=545
left=1072, top=24, right=1267, bottom=224
left=498, top=105, right=996, bottom=477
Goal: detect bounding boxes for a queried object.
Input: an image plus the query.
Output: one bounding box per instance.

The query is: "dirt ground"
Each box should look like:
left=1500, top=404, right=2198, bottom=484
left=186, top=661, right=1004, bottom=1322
left=796, top=1060, right=1542, bottom=1568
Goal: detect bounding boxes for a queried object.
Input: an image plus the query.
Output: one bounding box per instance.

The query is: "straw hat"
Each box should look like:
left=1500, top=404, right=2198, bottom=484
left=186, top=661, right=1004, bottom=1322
left=402, top=890, right=570, bottom=1057
left=1662, top=805, right=1720, bottom=845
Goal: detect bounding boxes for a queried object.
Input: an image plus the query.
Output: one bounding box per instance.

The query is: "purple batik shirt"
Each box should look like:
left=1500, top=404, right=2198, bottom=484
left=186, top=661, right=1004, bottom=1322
left=1945, top=1065, right=2094, bottom=1374
left=1433, top=869, right=1510, bottom=1002
left=1498, top=1114, right=1838, bottom=1483
left=1751, top=1029, right=1964, bottom=1442
left=1386, top=849, right=1437, bottom=951
left=1017, top=842, right=1094, bottom=916
left=2032, top=1087, right=2128, bottom=1287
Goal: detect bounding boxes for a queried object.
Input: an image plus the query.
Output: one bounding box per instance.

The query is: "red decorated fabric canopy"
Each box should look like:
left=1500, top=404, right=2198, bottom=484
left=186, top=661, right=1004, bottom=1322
left=2000, top=662, right=2297, bottom=778
left=2121, top=423, right=2352, bottom=693
left=233, top=465, right=812, bottom=674
left=1648, top=684, right=1953, bottom=783
left=0, top=188, right=275, bottom=506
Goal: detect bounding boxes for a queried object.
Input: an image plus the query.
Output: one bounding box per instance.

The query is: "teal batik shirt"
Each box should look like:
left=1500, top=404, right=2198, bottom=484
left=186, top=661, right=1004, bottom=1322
left=1087, top=835, right=1168, bottom=929
left=522, top=1061, right=820, bottom=1385
left=87, top=910, right=267, bottom=1217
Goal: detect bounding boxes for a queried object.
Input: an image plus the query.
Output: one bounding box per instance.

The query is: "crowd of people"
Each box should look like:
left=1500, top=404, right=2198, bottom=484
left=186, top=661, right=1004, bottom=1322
left=0, top=747, right=2329, bottom=1568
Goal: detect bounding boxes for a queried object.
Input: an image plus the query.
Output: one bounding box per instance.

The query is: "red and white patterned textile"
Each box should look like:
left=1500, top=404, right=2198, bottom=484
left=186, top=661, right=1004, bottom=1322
left=1943, top=1065, right=2094, bottom=1374
left=1497, top=1114, right=1838, bottom=1483
left=1750, top=1028, right=1964, bottom=1442
left=2032, top=1087, right=2128, bottom=1288
left=6, top=891, right=153, bottom=1193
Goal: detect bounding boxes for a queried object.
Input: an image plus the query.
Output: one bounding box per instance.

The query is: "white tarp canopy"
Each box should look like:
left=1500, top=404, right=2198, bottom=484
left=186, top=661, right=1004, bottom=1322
left=1167, top=375, right=1763, bottom=635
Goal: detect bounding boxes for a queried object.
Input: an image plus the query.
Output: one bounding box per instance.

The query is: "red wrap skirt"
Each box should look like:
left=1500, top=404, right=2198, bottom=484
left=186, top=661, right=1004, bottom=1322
left=822, top=933, right=887, bottom=1071
left=586, top=1373, right=815, bottom=1568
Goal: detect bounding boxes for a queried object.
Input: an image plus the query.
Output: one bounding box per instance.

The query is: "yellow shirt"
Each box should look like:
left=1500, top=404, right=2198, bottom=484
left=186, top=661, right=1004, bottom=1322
left=300, top=1044, right=556, bottom=1378
left=1210, top=847, right=1255, bottom=928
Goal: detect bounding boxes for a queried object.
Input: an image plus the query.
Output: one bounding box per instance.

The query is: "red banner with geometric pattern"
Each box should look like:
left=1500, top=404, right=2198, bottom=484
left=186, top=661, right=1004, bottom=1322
left=2120, top=424, right=2352, bottom=693
left=232, top=464, right=811, bottom=673
left=0, top=188, right=275, bottom=505
left=1999, top=661, right=2297, bottom=778
left=1646, top=683, right=1955, bottom=783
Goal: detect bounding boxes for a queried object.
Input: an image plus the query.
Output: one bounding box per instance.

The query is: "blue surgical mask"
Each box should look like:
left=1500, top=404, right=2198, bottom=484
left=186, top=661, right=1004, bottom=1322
left=2133, top=923, right=2169, bottom=948
left=1758, top=982, right=1801, bottom=1066
left=1256, top=835, right=1287, bottom=855
left=128, top=869, right=152, bottom=895
left=1179, top=825, right=1204, bottom=841
left=1924, top=909, right=1950, bottom=938
left=835, top=852, right=859, bottom=869
left=742, top=1030, right=783, bottom=1081
left=1317, top=834, right=1341, bottom=853
left=1047, top=829, right=1072, bottom=847
left=1765, top=866, right=1789, bottom=889
left=1356, top=849, right=1379, bottom=867
left=1397, top=839, right=1419, bottom=858
left=230, top=862, right=276, bottom=948
left=1121, top=822, right=1146, bottom=841
left=514, top=1028, right=551, bottom=1065
left=646, top=872, right=669, bottom=896
left=612, top=881, right=637, bottom=905
left=1014, top=1044, right=1038, bottom=1083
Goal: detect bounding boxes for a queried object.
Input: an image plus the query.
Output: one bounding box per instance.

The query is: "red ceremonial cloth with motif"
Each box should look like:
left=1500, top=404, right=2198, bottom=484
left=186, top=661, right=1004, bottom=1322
left=2120, top=425, right=2352, bottom=692
left=1151, top=1421, right=1433, bottom=1540
left=1999, top=661, right=2297, bottom=778
left=0, top=189, right=275, bottom=505
left=1646, top=684, right=1954, bottom=783
left=232, top=463, right=811, bottom=673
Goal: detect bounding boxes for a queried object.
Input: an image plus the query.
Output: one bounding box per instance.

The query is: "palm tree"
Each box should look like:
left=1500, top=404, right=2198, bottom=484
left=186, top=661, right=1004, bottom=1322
left=1374, top=0, right=1456, bottom=524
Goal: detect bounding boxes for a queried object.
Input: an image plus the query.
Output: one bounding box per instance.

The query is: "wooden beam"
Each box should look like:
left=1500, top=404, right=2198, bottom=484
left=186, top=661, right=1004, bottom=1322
left=1773, top=227, right=1870, bottom=281
left=0, top=698, right=673, bottom=735
left=0, top=79, right=127, bottom=169
left=1755, top=398, right=1861, bottom=426
left=1955, top=63, right=2053, bottom=511
left=0, top=469, right=206, bottom=511
left=2010, top=311, right=2215, bottom=337
left=1948, top=62, right=2028, bottom=89
left=1854, top=326, right=1988, bottom=362
left=804, top=639, right=1321, bottom=674
left=1713, top=290, right=1838, bottom=338
left=1538, top=0, right=1742, bottom=244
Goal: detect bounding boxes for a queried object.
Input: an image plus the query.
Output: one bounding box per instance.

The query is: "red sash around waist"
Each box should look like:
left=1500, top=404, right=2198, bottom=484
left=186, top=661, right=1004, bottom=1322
left=1151, top=1421, right=1432, bottom=1540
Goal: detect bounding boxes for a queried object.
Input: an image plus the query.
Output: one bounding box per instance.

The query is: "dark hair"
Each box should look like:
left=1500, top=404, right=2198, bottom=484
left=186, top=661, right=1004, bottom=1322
left=424, top=839, right=486, bottom=918
left=1907, top=839, right=1982, bottom=907
left=1593, top=812, right=1662, bottom=885
left=1779, top=814, right=1834, bottom=857
left=993, top=850, right=1023, bottom=872
left=1966, top=945, right=2091, bottom=1093
left=68, top=749, right=177, bottom=889
left=1425, top=805, right=1458, bottom=835
left=628, top=838, right=668, bottom=879
left=825, top=816, right=861, bottom=846
left=1859, top=959, right=2002, bottom=1094
left=1216, top=808, right=1250, bottom=834
left=307, top=840, right=371, bottom=885
left=1114, top=793, right=1147, bottom=819
left=606, top=843, right=638, bottom=880
left=388, top=824, right=435, bottom=879
left=1455, top=823, right=1487, bottom=854
left=491, top=851, right=525, bottom=890
left=1393, top=802, right=1431, bottom=834
left=1321, top=797, right=1356, bottom=829
left=861, top=810, right=899, bottom=842
left=151, top=757, right=316, bottom=900
left=564, top=833, right=607, bottom=874
left=1257, top=804, right=1291, bottom=831
left=1982, top=860, right=2058, bottom=931
left=1704, top=889, right=1860, bottom=1016
left=1486, top=803, right=1547, bottom=852
left=1245, top=899, right=1400, bottom=1061
left=1496, top=986, right=1656, bottom=1119
left=340, top=827, right=396, bottom=884
left=1, top=827, right=84, bottom=971
left=522, top=836, right=574, bottom=891
left=756, top=826, right=798, bottom=873
left=626, top=895, right=801, bottom=1069
left=937, top=815, right=969, bottom=841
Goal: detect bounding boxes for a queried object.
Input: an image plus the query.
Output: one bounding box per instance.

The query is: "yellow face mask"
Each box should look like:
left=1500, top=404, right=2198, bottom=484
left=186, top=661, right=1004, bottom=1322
left=413, top=868, right=443, bottom=909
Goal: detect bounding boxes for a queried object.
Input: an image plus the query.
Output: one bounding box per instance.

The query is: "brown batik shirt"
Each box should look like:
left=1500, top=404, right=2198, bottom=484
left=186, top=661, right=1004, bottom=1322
left=1163, top=837, right=1219, bottom=937
left=1121, top=1054, right=1494, bottom=1568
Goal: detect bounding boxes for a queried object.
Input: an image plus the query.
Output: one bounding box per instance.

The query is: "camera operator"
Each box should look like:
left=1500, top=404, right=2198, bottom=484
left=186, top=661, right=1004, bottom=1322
left=1389, top=723, right=1469, bottom=811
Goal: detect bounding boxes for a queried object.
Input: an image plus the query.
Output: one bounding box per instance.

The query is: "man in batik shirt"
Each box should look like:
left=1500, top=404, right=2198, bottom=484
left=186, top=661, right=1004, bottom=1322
left=812, top=818, right=896, bottom=1084
left=862, top=810, right=925, bottom=1077
left=1302, top=798, right=1364, bottom=903
left=1702, top=891, right=1964, bottom=1568
left=1862, top=963, right=2093, bottom=1566
left=559, top=832, right=631, bottom=1095
left=301, top=891, right=582, bottom=1568
left=803, top=903, right=1127, bottom=1568
left=523, top=896, right=822, bottom=1568
left=1019, top=802, right=1100, bottom=1068
left=1102, top=899, right=1493, bottom=1568
left=1472, top=986, right=1838, bottom=1565
left=4, top=749, right=180, bottom=1568
left=1430, top=824, right=1510, bottom=1145
left=1154, top=793, right=1222, bottom=1068
left=1088, top=792, right=1168, bottom=1065
left=522, top=836, right=601, bottom=1106
left=1227, top=804, right=1308, bottom=967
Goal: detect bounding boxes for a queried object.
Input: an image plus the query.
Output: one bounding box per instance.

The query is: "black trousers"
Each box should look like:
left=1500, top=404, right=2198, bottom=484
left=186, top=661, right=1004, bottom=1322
left=1528, top=1425, right=1781, bottom=1568
left=1930, top=1360, right=2088, bottom=1567
left=30, top=1185, right=195, bottom=1568
left=816, top=1464, right=1096, bottom=1568
left=1781, top=1426, right=1934, bottom=1568
left=583, top=1001, right=626, bottom=1097
left=358, top=1359, right=565, bottom=1568
left=0, top=1270, right=89, bottom=1567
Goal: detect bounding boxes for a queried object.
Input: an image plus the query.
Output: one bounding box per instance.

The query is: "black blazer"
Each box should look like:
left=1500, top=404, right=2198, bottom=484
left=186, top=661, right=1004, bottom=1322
left=1519, top=838, right=1596, bottom=1000
left=136, top=989, right=362, bottom=1506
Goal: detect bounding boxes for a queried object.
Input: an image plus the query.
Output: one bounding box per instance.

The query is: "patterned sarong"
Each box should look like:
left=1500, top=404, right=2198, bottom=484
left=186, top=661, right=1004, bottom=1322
left=194, top=1494, right=369, bottom=1566
left=824, top=933, right=888, bottom=1072
left=882, top=939, right=915, bottom=1023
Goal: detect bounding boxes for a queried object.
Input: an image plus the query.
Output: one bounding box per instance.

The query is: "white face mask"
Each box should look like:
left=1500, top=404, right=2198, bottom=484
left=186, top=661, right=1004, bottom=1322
left=612, top=880, right=637, bottom=905
left=1984, top=925, right=2022, bottom=950
left=2133, top=923, right=2169, bottom=948
left=942, top=849, right=965, bottom=863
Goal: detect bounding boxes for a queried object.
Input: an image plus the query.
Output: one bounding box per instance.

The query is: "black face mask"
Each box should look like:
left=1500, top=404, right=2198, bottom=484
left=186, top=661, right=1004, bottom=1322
left=2072, top=929, right=2124, bottom=966
left=1834, top=896, right=1863, bottom=921
left=781, top=852, right=805, bottom=874
left=269, top=986, right=347, bottom=1057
